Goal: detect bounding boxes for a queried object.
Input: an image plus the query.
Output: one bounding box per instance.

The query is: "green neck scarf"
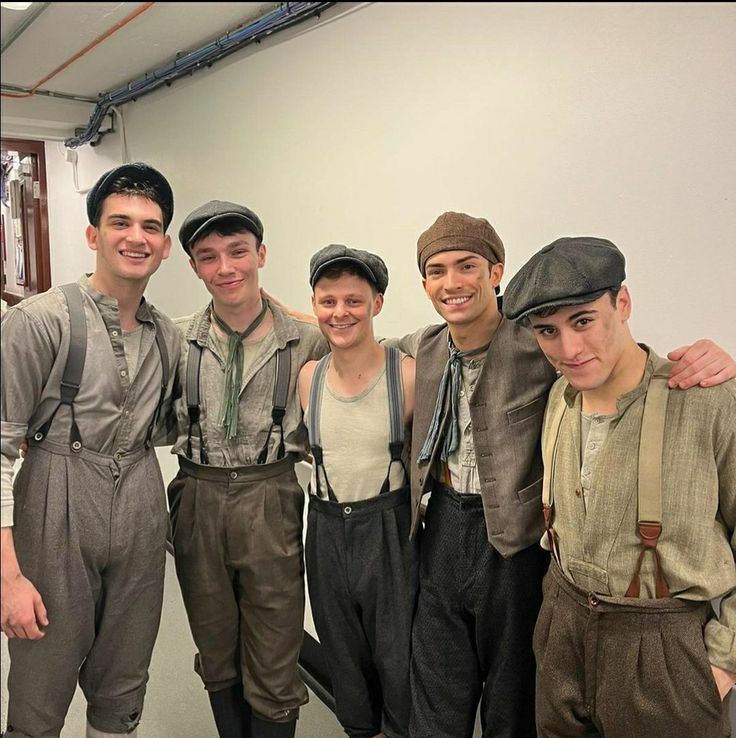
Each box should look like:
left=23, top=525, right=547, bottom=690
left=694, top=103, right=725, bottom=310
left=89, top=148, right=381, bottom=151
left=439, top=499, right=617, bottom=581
left=211, top=300, right=269, bottom=439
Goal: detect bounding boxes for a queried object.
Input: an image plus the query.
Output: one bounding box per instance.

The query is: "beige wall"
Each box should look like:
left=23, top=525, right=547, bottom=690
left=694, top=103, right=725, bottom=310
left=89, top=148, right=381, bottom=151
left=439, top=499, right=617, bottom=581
left=42, top=2, right=736, bottom=354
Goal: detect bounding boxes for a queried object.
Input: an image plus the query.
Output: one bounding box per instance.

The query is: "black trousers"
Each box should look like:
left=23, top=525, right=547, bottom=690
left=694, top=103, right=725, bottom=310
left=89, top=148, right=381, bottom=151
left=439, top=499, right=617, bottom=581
left=409, top=484, right=550, bottom=738
left=305, top=487, right=419, bottom=738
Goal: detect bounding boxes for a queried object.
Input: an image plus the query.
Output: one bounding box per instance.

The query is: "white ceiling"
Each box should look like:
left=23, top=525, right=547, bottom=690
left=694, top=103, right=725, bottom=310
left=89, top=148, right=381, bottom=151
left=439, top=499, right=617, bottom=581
left=0, top=1, right=283, bottom=139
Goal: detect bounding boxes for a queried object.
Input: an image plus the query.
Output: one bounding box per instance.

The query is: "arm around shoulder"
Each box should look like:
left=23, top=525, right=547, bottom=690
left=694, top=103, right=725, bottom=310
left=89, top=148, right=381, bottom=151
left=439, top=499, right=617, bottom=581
left=298, top=360, right=319, bottom=412
left=401, top=355, right=416, bottom=424
left=667, top=339, right=736, bottom=389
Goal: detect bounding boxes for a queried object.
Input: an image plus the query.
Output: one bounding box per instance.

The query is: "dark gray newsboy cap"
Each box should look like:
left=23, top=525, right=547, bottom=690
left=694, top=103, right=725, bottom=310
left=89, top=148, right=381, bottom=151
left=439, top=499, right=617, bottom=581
left=310, top=244, right=389, bottom=294
left=87, top=162, right=174, bottom=230
left=503, top=236, right=626, bottom=321
left=179, top=200, right=264, bottom=254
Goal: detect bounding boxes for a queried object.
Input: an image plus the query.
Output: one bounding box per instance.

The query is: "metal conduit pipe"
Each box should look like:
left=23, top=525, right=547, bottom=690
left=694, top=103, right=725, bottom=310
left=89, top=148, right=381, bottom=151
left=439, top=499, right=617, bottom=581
left=0, top=1, right=51, bottom=55
left=64, top=1, right=336, bottom=148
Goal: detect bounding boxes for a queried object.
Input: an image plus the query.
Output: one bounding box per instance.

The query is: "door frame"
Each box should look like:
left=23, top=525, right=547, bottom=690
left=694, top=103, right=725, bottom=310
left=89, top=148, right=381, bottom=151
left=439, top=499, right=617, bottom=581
left=1, top=138, right=51, bottom=305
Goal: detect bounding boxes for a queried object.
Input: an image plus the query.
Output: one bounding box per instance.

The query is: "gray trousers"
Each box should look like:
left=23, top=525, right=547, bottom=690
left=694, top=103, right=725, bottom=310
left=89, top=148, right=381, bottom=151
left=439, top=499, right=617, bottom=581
left=6, top=440, right=168, bottom=738
left=167, top=454, right=308, bottom=723
left=534, top=562, right=732, bottom=738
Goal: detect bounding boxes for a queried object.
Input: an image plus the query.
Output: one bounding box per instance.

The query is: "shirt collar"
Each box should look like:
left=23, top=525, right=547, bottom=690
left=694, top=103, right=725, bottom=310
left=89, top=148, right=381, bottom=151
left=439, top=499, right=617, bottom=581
left=77, top=274, right=154, bottom=324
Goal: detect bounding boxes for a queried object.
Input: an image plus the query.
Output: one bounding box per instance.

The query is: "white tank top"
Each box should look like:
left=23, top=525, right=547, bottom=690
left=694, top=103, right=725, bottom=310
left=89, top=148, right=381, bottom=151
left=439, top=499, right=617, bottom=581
left=306, top=356, right=410, bottom=503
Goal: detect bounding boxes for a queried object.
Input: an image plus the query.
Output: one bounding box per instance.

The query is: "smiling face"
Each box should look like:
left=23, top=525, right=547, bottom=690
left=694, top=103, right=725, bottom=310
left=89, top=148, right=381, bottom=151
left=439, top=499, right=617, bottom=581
left=188, top=230, right=266, bottom=312
left=528, top=289, right=634, bottom=393
left=422, top=249, right=503, bottom=329
left=86, top=193, right=171, bottom=289
left=312, top=271, right=383, bottom=351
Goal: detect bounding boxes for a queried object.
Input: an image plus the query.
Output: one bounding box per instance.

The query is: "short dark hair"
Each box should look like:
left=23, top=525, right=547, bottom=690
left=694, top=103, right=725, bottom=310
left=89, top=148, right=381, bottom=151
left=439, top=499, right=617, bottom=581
left=313, top=263, right=378, bottom=293
left=90, top=175, right=165, bottom=227
left=190, top=215, right=263, bottom=250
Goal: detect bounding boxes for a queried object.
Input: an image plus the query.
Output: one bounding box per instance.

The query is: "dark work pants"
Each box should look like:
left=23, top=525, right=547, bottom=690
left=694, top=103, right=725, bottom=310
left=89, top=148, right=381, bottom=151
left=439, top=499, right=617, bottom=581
left=409, top=484, right=549, bottom=738
left=7, top=440, right=168, bottom=738
left=534, top=562, right=732, bottom=738
left=168, top=455, right=308, bottom=724
left=305, top=487, right=419, bottom=738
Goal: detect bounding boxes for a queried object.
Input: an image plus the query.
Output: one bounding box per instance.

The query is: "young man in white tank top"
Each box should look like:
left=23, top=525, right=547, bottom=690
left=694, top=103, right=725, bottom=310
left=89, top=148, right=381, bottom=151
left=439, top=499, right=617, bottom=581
left=297, top=245, right=417, bottom=738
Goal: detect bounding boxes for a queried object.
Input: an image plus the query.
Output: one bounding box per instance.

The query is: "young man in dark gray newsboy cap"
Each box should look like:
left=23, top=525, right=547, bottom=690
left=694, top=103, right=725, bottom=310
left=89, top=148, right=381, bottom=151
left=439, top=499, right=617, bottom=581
left=503, top=236, right=735, bottom=738
left=165, top=200, right=327, bottom=738
left=298, top=244, right=418, bottom=738
left=386, top=213, right=736, bottom=738
left=1, top=163, right=179, bottom=738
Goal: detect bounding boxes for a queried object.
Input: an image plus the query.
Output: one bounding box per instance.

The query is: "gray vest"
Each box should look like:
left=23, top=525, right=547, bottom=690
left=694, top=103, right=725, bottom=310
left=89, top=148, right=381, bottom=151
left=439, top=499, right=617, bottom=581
left=410, top=316, right=557, bottom=556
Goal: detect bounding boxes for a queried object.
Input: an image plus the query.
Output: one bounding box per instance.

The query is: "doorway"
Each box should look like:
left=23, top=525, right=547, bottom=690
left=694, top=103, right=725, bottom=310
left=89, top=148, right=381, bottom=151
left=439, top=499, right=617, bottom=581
left=1, top=138, right=51, bottom=306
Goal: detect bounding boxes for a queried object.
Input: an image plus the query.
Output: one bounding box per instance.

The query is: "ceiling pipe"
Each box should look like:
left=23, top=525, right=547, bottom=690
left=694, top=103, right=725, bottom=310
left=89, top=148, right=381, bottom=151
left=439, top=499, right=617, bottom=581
left=1, top=2, right=155, bottom=99
left=64, top=1, right=336, bottom=148
left=0, top=1, right=51, bottom=55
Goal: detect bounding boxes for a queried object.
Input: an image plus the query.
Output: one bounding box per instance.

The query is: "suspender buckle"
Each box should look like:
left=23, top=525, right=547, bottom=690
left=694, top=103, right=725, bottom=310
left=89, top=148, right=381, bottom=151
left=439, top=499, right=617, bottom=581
left=637, top=520, right=662, bottom=548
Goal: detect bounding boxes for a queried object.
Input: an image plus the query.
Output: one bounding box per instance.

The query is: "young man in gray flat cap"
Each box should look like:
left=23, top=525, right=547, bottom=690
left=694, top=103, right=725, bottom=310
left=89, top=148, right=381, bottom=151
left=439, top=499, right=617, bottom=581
left=391, top=212, right=736, bottom=738
left=298, top=245, right=417, bottom=738
left=165, top=201, right=327, bottom=738
left=503, top=236, right=735, bottom=738
left=1, top=163, right=180, bottom=738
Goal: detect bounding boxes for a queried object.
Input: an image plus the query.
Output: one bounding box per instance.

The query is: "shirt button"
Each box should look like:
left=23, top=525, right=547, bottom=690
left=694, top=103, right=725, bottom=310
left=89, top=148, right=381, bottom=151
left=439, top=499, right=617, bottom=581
left=588, top=593, right=599, bottom=607
left=344, top=506, right=352, bottom=515
left=111, top=330, right=119, bottom=337
left=114, top=451, right=124, bottom=461
left=120, top=369, right=127, bottom=378
left=575, top=488, right=582, bottom=497
left=229, top=471, right=238, bottom=480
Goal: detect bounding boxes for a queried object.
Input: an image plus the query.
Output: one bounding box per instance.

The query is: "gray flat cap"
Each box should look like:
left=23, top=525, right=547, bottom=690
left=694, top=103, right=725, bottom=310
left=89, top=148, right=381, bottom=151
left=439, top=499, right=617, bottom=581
left=504, top=236, right=626, bottom=321
left=87, top=162, right=174, bottom=230
left=179, top=200, right=263, bottom=254
left=310, top=244, right=389, bottom=294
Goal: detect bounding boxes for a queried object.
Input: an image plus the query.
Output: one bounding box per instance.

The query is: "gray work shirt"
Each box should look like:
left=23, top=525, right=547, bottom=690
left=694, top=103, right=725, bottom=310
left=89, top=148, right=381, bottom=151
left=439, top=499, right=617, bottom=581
left=169, top=301, right=328, bottom=467
left=1, top=275, right=180, bottom=526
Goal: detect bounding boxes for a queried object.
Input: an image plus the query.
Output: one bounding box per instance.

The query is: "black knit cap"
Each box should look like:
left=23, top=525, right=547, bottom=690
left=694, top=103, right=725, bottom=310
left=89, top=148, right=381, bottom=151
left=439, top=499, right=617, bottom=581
left=310, top=244, right=389, bottom=294
left=86, top=162, right=174, bottom=230
left=504, top=237, right=626, bottom=321
left=179, top=200, right=264, bottom=254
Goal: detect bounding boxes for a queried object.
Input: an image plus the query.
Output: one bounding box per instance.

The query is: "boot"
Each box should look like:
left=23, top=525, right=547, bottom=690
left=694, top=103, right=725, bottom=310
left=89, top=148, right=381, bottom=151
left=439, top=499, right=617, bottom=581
left=208, top=685, right=253, bottom=738
left=251, top=716, right=297, bottom=738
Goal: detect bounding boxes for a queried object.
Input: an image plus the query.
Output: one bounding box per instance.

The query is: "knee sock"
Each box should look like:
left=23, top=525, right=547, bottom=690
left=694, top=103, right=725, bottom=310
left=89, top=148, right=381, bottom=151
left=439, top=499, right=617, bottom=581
left=251, top=716, right=297, bottom=738
left=208, top=685, right=253, bottom=738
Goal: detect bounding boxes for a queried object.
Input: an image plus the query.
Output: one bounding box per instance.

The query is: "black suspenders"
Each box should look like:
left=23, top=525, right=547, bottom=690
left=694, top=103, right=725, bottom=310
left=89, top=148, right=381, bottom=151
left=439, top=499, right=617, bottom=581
left=33, top=284, right=87, bottom=451
left=185, top=341, right=292, bottom=465
left=308, top=347, right=408, bottom=502
left=32, top=284, right=169, bottom=453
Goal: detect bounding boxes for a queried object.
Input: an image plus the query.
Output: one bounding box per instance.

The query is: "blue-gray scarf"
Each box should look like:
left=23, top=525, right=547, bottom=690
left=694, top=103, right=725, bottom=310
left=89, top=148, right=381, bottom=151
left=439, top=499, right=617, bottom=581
left=417, top=338, right=490, bottom=465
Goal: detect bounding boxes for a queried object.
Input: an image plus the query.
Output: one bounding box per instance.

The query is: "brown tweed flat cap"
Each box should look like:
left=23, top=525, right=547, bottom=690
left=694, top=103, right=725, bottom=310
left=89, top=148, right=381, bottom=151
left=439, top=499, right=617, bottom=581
left=417, top=211, right=505, bottom=275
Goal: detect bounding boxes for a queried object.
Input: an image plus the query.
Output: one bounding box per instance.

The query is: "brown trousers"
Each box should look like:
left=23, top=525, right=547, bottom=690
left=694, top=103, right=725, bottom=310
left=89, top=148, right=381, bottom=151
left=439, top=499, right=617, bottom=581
left=167, top=454, right=308, bottom=722
left=534, top=563, right=731, bottom=738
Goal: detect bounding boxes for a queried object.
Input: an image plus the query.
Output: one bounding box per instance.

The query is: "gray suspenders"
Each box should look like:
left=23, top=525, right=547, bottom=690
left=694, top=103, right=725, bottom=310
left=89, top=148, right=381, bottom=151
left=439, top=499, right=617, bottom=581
left=542, top=363, right=673, bottom=597
left=32, top=283, right=170, bottom=452
left=184, top=341, right=292, bottom=465
left=307, top=347, right=408, bottom=502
